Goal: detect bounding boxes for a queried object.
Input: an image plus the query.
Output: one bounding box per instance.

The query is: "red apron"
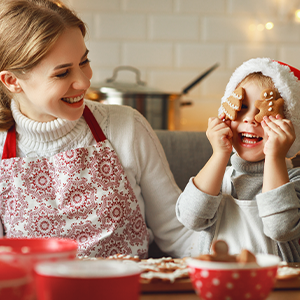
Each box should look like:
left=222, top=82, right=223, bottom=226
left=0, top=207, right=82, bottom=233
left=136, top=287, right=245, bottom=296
left=0, top=106, right=149, bottom=258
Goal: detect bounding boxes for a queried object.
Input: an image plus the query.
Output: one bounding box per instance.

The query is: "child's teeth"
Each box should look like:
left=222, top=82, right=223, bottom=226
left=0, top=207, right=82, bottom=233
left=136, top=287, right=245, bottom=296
left=242, top=133, right=259, bottom=138
left=241, top=133, right=262, bottom=144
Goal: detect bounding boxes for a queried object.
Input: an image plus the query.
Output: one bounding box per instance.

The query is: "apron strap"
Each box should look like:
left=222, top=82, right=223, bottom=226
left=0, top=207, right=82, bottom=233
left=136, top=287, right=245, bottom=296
left=222, top=166, right=234, bottom=194
left=2, top=125, right=16, bottom=159
left=1, top=105, right=106, bottom=160
left=82, top=105, right=107, bottom=143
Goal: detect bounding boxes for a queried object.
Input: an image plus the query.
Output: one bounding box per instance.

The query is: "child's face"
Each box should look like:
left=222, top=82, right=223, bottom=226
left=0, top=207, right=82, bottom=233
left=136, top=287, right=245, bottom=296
left=12, top=27, right=93, bottom=122
left=230, top=80, right=266, bottom=162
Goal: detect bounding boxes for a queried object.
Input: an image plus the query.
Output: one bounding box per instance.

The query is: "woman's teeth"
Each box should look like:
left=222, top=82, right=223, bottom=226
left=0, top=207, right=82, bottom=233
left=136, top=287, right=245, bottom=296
left=241, top=133, right=262, bottom=144
left=62, top=94, right=83, bottom=103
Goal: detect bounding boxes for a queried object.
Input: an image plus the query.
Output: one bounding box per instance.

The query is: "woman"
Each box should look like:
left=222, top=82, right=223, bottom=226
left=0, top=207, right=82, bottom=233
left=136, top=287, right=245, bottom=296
left=0, top=0, right=198, bottom=258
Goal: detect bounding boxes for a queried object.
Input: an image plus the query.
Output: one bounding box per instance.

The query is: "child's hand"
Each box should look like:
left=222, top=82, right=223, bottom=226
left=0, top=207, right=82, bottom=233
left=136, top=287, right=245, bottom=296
left=261, top=115, right=295, bottom=159
left=206, top=113, right=233, bottom=156
left=193, top=113, right=233, bottom=195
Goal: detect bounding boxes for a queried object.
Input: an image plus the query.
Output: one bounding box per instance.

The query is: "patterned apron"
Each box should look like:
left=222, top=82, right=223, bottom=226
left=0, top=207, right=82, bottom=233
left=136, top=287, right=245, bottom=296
left=0, top=106, right=149, bottom=258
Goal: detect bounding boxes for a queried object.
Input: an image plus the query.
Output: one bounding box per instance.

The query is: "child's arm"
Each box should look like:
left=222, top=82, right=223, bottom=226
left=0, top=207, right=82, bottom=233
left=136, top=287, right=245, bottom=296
left=193, top=115, right=233, bottom=195
left=261, top=115, right=296, bottom=193
left=257, top=170, right=300, bottom=243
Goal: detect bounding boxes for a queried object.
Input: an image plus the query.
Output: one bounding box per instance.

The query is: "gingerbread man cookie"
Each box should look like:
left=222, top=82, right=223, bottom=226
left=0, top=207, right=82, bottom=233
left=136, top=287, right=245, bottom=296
left=221, top=87, right=245, bottom=121
left=255, top=88, right=284, bottom=123
left=196, top=240, right=257, bottom=264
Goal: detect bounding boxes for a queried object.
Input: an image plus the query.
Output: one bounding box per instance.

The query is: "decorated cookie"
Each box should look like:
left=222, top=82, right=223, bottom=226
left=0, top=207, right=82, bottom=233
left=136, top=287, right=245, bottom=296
left=276, top=262, right=300, bottom=280
left=222, top=87, right=245, bottom=120
left=106, top=253, right=141, bottom=261
left=136, top=257, right=189, bottom=283
left=255, top=88, right=285, bottom=123
left=79, top=254, right=189, bottom=283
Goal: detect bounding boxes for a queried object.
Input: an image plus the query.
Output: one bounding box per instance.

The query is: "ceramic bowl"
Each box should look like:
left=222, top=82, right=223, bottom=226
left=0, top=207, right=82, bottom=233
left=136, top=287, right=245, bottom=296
left=0, top=238, right=78, bottom=300
left=0, top=259, right=30, bottom=300
left=34, top=260, right=141, bottom=300
left=186, top=254, right=280, bottom=300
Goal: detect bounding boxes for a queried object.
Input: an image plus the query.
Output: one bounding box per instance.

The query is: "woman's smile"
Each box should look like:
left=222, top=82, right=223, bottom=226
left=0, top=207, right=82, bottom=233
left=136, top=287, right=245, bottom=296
left=61, top=93, right=85, bottom=104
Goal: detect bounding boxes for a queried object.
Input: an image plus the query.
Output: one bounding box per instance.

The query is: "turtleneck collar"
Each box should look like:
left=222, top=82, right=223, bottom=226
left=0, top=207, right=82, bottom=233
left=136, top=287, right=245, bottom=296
left=230, top=152, right=293, bottom=175
left=230, top=153, right=265, bottom=174
left=11, top=99, right=81, bottom=143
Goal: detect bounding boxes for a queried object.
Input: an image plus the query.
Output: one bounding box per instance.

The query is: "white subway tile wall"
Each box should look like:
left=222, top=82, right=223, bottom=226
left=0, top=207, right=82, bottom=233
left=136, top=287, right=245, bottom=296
left=67, top=0, right=300, bottom=131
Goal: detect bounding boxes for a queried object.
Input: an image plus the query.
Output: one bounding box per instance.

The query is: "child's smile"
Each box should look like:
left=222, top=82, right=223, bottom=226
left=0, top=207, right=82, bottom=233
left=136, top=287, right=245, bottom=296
left=239, top=132, right=263, bottom=145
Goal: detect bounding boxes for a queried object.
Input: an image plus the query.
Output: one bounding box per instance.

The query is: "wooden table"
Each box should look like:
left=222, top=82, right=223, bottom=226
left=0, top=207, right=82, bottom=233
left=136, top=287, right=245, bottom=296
left=140, top=289, right=300, bottom=299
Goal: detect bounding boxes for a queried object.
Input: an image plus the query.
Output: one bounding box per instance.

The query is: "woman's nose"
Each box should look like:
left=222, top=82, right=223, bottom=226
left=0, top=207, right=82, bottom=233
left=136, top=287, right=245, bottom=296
left=72, top=68, right=92, bottom=90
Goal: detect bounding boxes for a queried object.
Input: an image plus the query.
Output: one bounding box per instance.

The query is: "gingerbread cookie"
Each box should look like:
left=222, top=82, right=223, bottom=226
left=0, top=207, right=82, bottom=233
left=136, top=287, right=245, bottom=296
left=79, top=254, right=189, bottom=283
left=276, top=263, right=300, bottom=280
left=138, top=257, right=189, bottom=283
left=222, top=87, right=245, bottom=120
left=236, top=249, right=257, bottom=264
left=255, top=88, right=284, bottom=123
left=106, top=253, right=141, bottom=262
left=196, top=240, right=236, bottom=262
left=196, top=240, right=257, bottom=264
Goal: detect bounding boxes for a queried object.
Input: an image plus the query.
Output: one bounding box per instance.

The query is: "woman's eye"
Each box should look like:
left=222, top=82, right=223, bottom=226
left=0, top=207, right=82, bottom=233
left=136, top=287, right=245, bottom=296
left=56, top=70, right=69, bottom=78
left=80, top=58, right=91, bottom=66
left=241, top=103, right=248, bottom=109
left=54, top=59, right=90, bottom=78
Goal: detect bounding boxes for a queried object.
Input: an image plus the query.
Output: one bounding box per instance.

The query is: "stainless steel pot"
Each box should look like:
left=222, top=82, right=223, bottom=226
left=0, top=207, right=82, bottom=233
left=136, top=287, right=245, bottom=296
left=86, top=64, right=219, bottom=130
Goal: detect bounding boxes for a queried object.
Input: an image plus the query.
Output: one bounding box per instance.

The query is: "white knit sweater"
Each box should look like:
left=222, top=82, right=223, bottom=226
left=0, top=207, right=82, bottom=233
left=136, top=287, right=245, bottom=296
left=0, top=99, right=199, bottom=258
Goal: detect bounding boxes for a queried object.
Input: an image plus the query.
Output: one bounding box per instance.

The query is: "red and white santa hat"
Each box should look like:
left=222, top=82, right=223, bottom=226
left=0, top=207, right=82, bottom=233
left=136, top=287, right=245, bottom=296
left=219, top=57, right=300, bottom=158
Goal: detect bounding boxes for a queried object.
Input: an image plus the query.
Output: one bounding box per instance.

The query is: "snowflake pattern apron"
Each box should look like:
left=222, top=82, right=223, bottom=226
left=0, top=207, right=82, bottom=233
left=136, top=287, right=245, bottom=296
left=0, top=106, right=149, bottom=258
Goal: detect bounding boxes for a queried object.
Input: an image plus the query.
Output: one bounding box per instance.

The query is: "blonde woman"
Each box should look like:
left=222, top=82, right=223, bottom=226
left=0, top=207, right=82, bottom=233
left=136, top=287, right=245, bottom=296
left=0, top=0, right=198, bottom=258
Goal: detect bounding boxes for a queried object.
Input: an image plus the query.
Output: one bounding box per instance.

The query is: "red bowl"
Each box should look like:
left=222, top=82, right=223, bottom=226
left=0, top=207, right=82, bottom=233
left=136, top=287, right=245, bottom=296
left=34, top=260, right=141, bottom=300
left=0, top=260, right=30, bottom=300
left=186, top=254, right=280, bottom=300
left=0, top=238, right=78, bottom=300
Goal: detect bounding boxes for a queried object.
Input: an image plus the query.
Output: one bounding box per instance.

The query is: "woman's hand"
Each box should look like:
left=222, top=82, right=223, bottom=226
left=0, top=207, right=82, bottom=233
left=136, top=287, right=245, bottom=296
left=207, top=113, right=233, bottom=157
left=261, top=114, right=295, bottom=159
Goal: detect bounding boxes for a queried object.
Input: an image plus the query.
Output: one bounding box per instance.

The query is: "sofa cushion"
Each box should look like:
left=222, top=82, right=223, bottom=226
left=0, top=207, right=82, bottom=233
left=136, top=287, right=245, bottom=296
left=155, top=130, right=213, bottom=191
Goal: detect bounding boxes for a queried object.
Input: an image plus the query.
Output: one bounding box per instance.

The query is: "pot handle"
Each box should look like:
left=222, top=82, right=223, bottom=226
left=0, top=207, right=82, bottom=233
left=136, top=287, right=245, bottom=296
left=106, top=66, right=146, bottom=86
left=180, top=100, right=192, bottom=106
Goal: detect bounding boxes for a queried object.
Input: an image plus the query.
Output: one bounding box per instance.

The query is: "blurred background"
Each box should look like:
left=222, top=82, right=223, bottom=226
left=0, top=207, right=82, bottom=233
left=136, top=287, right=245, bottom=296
left=66, top=0, right=300, bottom=131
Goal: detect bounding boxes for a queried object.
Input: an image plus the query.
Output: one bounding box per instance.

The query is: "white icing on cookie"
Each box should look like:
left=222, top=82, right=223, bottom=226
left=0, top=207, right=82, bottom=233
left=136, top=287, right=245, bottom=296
left=277, top=266, right=300, bottom=279
left=222, top=106, right=234, bottom=120
left=224, top=98, right=239, bottom=110
left=232, top=92, right=243, bottom=100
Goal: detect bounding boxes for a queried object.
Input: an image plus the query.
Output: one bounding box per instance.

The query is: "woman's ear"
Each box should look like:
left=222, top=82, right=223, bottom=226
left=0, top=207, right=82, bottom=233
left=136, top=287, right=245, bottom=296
left=0, top=70, right=22, bottom=93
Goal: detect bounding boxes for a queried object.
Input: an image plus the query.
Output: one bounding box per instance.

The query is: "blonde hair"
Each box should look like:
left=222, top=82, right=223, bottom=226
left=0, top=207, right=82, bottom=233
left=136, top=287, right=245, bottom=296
left=239, top=72, right=279, bottom=94
left=0, top=0, right=86, bottom=130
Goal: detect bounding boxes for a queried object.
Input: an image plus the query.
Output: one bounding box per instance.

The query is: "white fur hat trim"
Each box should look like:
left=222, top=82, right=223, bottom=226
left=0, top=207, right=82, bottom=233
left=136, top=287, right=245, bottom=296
left=219, top=57, right=300, bottom=158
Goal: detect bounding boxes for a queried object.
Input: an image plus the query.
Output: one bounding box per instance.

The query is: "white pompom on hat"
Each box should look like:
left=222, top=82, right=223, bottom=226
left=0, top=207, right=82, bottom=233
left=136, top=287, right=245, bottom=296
left=219, top=57, right=300, bottom=158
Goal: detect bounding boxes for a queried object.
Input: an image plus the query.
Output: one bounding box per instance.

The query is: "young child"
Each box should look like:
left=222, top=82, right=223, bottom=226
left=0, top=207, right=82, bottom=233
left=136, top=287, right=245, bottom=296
left=0, top=0, right=200, bottom=259
left=176, top=58, right=300, bottom=262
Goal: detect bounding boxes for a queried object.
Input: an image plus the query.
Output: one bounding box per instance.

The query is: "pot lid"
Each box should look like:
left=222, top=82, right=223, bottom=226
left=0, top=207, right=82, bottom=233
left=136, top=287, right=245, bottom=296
left=88, top=63, right=220, bottom=97
left=90, top=66, right=163, bottom=95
